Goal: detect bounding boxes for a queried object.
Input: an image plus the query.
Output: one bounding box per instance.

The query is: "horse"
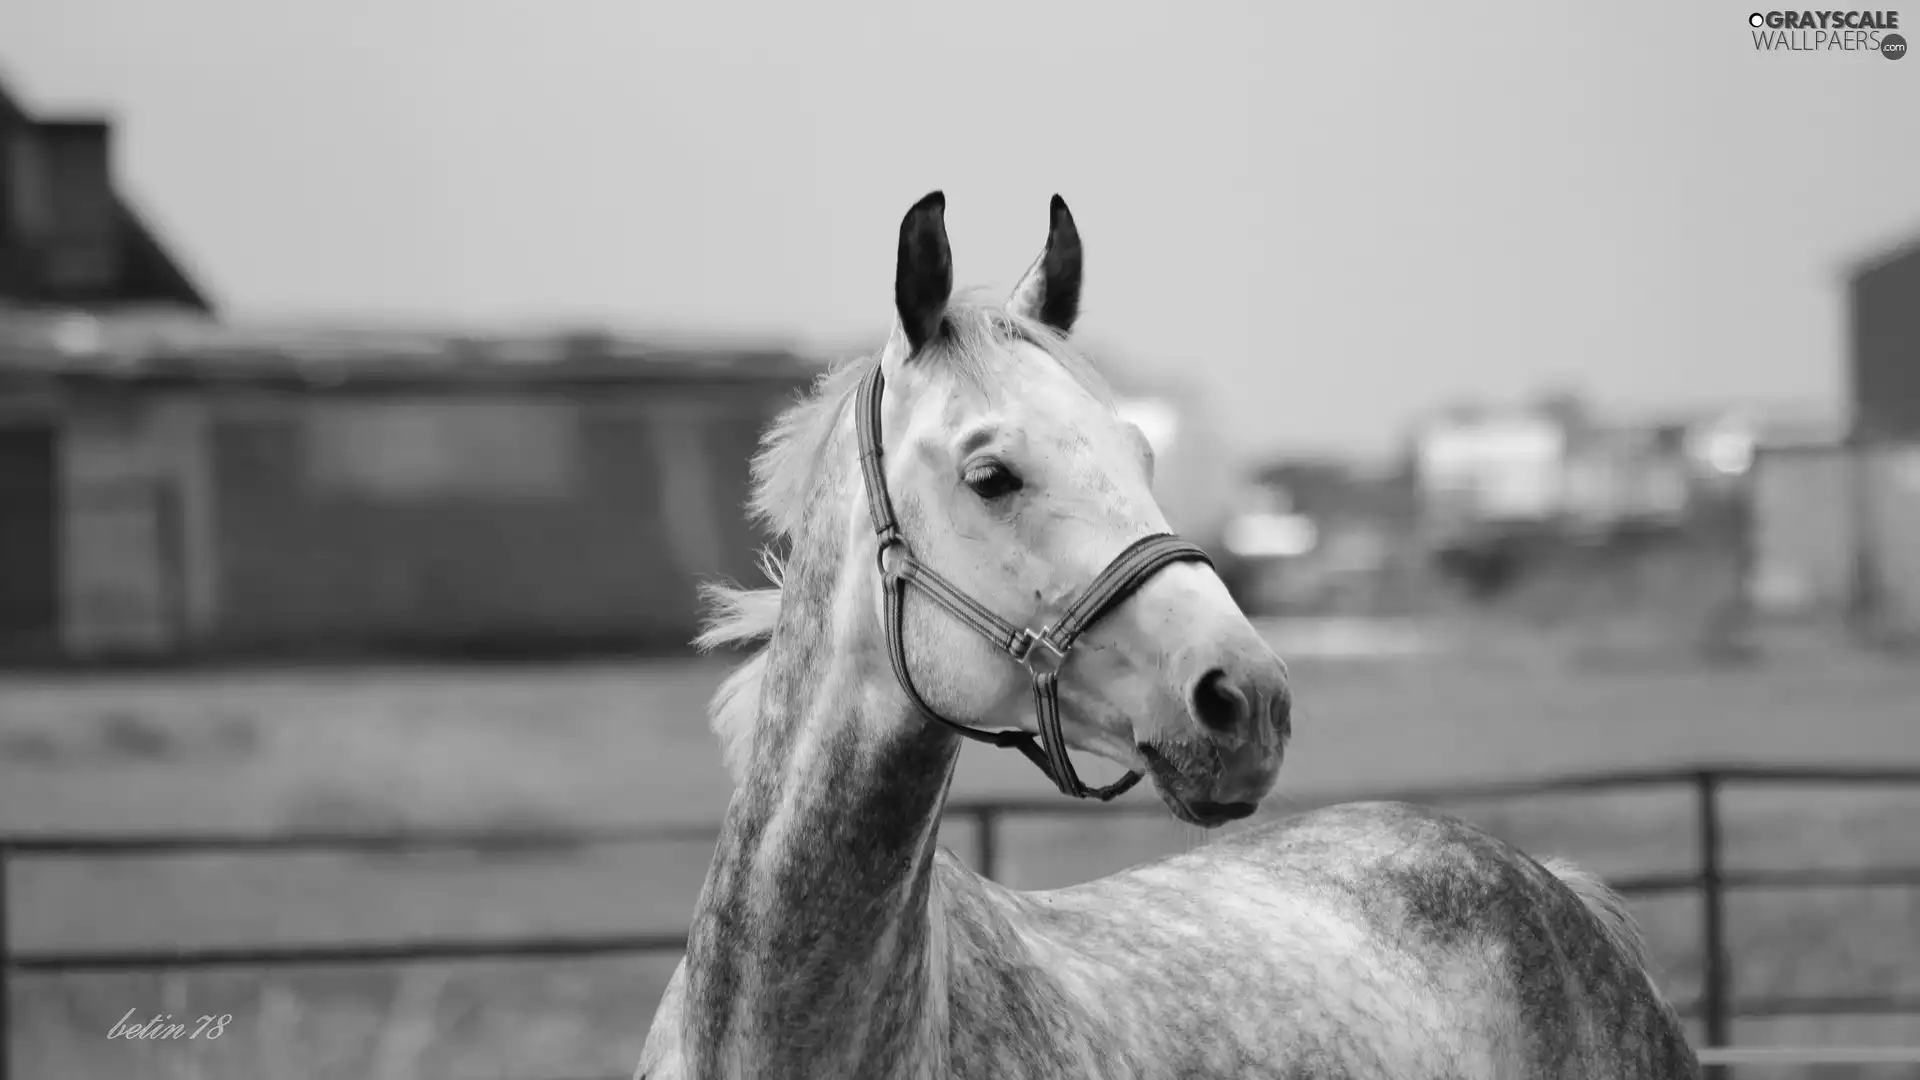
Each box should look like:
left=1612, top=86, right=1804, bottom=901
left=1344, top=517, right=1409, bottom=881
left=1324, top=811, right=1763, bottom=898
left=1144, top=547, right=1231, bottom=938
left=634, top=192, right=1700, bottom=1079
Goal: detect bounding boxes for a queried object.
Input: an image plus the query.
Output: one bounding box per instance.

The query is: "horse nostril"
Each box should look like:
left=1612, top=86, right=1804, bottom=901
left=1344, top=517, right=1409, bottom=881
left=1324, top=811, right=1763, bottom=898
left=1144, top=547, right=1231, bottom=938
left=1190, top=668, right=1250, bottom=734
left=1272, top=684, right=1293, bottom=741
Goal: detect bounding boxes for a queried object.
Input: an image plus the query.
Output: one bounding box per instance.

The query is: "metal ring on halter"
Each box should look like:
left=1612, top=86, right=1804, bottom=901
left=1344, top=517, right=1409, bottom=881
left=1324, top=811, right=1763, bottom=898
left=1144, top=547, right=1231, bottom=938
left=1010, top=628, right=1069, bottom=676
left=875, top=531, right=907, bottom=579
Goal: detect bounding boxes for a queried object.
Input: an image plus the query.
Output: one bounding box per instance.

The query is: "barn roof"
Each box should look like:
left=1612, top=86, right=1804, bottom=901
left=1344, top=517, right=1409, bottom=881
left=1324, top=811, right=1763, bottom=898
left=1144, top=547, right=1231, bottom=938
left=1841, top=229, right=1920, bottom=283
left=0, top=309, right=823, bottom=392
left=0, top=73, right=216, bottom=314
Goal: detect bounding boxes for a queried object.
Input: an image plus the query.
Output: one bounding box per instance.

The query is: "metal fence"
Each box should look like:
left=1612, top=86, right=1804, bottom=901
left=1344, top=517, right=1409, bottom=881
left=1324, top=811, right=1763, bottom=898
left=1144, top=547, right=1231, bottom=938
left=4, top=764, right=1919, bottom=1079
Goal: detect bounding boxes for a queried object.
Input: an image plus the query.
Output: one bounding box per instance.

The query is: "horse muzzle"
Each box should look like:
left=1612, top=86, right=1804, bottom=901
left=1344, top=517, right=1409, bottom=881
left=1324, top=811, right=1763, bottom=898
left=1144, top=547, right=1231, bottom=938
left=1137, top=737, right=1284, bottom=827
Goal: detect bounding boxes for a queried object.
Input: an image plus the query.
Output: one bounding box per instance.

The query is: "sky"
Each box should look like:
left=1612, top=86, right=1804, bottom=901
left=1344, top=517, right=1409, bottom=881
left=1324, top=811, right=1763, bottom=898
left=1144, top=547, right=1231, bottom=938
left=3, top=0, right=1917, bottom=466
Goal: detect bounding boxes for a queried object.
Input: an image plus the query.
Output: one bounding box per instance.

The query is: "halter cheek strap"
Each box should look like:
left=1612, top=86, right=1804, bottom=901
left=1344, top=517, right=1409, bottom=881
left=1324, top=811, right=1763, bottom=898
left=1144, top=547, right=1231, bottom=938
left=855, top=364, right=1214, bottom=800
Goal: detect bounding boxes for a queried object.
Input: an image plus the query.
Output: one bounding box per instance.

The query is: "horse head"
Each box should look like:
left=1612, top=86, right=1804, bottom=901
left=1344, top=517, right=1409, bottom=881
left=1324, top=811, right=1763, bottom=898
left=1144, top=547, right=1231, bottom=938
left=860, top=191, right=1292, bottom=826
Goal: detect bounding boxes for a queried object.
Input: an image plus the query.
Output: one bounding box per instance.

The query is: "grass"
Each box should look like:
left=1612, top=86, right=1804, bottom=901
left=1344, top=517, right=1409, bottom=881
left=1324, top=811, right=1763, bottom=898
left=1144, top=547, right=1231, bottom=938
left=4, top=625, right=1920, bottom=1079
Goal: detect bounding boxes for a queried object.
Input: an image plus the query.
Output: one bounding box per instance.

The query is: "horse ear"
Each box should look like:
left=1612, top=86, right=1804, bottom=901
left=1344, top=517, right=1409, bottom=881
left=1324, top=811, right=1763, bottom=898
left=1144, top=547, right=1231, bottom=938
left=894, top=191, right=953, bottom=354
left=1007, top=194, right=1083, bottom=335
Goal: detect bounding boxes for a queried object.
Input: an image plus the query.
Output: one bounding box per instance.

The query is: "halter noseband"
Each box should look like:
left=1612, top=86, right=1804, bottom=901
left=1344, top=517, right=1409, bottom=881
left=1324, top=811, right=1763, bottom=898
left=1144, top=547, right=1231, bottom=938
left=854, top=364, right=1214, bottom=800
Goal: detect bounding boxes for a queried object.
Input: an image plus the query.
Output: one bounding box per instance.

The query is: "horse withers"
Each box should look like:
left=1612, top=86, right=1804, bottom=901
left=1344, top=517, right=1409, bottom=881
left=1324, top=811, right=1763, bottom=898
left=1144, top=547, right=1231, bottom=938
left=635, top=192, right=1700, bottom=1080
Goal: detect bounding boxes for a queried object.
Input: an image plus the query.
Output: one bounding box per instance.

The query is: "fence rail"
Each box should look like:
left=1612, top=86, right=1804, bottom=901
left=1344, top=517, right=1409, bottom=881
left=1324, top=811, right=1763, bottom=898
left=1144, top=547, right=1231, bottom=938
left=5, top=763, right=1920, bottom=1079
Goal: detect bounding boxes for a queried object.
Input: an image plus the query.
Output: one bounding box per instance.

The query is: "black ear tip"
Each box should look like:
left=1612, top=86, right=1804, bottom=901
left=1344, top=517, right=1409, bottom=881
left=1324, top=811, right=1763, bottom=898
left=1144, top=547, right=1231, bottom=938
left=912, top=190, right=946, bottom=217
left=1048, top=194, right=1072, bottom=222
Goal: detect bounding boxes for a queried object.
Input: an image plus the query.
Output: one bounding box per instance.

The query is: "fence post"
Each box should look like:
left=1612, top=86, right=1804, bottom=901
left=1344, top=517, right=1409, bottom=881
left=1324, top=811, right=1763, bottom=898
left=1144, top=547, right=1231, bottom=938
left=1696, top=771, right=1730, bottom=1077
left=2, top=844, right=12, bottom=1080
left=972, top=807, right=1000, bottom=883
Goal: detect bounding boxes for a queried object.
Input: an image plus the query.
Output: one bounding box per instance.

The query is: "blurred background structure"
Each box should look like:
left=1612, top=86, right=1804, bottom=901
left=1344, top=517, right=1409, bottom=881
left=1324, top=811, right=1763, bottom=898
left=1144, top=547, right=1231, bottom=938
left=2, top=3, right=1919, bottom=1077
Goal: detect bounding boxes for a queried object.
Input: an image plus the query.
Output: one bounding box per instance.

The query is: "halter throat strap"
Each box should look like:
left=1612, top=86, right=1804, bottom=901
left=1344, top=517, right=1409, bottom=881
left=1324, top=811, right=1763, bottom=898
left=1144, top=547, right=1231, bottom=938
left=853, top=363, right=1213, bottom=800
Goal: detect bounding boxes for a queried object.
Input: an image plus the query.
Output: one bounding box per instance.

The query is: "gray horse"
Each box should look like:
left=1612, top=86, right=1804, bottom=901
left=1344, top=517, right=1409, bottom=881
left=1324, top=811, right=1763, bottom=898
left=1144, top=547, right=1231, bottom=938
left=635, top=192, right=1699, bottom=1079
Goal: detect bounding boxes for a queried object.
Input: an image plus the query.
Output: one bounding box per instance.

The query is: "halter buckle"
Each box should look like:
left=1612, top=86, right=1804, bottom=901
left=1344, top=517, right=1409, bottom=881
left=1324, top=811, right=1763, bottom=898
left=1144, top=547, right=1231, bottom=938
left=875, top=531, right=908, bottom=579
left=1010, top=628, right=1069, bottom=676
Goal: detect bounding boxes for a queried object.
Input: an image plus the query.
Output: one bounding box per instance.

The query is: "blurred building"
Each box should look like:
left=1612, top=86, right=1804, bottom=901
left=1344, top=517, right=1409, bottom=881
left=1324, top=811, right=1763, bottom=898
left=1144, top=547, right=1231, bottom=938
left=1846, top=234, right=1920, bottom=641
left=1414, top=408, right=1568, bottom=545
left=0, top=319, right=816, bottom=662
left=1850, top=234, right=1920, bottom=442
left=2, top=74, right=222, bottom=662
left=1400, top=399, right=1770, bottom=613
left=0, top=75, right=215, bottom=313
left=1747, top=423, right=1853, bottom=618
left=1410, top=403, right=1754, bottom=538
left=1749, top=234, right=1920, bottom=639
left=1218, top=459, right=1420, bottom=616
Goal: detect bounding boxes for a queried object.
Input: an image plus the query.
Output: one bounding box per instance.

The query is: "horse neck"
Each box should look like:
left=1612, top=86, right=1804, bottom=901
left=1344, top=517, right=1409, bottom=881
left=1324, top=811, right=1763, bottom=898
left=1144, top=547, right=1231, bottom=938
left=683, top=507, right=963, bottom=1079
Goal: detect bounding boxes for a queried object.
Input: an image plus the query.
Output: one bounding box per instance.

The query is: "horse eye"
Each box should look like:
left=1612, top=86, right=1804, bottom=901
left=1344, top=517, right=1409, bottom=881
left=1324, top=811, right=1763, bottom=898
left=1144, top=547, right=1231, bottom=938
left=963, top=461, right=1023, bottom=500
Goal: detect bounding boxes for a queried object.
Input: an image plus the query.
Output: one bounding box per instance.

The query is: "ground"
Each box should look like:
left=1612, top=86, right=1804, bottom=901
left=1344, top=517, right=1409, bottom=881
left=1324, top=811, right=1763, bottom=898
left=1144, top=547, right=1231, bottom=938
left=4, top=624, right=1919, bottom=1079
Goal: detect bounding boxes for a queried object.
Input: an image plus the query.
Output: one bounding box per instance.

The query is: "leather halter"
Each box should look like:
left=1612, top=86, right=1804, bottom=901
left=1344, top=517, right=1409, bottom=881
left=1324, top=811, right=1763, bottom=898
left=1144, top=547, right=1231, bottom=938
left=854, top=363, right=1214, bottom=800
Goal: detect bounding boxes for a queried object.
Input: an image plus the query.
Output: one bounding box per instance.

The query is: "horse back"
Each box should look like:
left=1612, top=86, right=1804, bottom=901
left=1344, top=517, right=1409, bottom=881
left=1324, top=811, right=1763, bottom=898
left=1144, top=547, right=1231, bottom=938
left=1217, top=800, right=1701, bottom=1078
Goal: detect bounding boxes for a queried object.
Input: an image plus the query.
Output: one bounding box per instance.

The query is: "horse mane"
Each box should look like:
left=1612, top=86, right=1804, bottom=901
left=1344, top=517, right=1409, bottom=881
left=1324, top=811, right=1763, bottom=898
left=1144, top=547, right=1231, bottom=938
left=695, top=293, right=1114, bottom=783
left=1537, top=856, right=1657, bottom=976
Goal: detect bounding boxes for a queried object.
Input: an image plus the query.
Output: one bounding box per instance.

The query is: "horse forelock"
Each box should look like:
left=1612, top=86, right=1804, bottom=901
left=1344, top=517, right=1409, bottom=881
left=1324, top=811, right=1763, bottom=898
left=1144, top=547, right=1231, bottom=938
left=751, top=294, right=1112, bottom=542
left=697, top=294, right=1114, bottom=785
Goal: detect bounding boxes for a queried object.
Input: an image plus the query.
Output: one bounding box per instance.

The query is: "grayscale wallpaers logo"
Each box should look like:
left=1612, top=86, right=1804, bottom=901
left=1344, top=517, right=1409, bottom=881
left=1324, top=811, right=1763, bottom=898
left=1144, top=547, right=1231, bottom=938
left=1748, top=9, right=1905, bottom=55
